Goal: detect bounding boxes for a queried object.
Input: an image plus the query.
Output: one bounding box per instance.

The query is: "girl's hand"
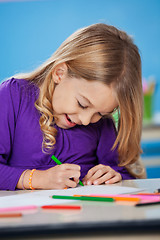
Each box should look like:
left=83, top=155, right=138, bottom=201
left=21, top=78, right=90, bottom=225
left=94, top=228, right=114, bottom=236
left=33, top=164, right=81, bottom=190
left=82, top=164, right=122, bottom=185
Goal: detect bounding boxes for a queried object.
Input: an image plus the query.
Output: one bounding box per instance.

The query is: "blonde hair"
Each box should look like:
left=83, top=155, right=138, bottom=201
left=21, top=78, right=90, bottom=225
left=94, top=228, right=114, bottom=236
left=15, top=23, right=144, bottom=178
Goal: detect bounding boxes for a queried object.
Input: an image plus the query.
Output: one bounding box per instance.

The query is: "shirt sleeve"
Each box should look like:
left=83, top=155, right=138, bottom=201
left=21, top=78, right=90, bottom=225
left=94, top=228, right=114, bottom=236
left=0, top=79, right=25, bottom=190
left=96, top=118, right=135, bottom=180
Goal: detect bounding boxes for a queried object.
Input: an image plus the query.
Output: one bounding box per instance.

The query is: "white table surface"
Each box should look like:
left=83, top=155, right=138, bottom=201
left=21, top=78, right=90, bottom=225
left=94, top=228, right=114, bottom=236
left=0, top=178, right=160, bottom=240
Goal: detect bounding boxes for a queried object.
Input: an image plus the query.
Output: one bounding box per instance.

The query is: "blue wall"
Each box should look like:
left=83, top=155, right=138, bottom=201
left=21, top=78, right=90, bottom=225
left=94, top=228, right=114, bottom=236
left=0, top=0, right=160, bottom=114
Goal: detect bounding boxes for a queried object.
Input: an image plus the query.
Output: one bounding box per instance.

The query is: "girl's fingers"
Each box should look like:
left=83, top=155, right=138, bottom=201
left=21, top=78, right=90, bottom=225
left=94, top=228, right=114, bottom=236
left=83, top=164, right=122, bottom=185
left=88, top=168, right=110, bottom=184
left=92, top=170, right=116, bottom=185
left=83, top=164, right=109, bottom=182
left=84, top=165, right=104, bottom=179
left=84, top=166, right=112, bottom=185
left=64, top=168, right=81, bottom=188
left=55, top=163, right=122, bottom=188
left=65, top=178, right=78, bottom=188
left=105, top=173, right=122, bottom=184
left=52, top=165, right=80, bottom=188
left=64, top=169, right=81, bottom=180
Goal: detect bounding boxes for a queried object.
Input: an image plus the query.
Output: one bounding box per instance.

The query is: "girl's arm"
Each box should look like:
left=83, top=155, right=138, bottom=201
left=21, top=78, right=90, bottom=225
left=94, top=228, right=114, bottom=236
left=16, top=164, right=81, bottom=190
left=0, top=79, right=25, bottom=190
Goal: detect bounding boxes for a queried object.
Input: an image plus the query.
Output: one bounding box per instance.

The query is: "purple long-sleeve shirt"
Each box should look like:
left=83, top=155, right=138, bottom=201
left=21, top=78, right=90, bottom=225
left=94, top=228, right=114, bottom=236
left=0, top=78, right=134, bottom=190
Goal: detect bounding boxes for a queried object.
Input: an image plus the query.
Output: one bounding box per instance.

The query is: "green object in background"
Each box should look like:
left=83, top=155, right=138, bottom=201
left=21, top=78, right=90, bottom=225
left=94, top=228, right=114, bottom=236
left=112, top=110, right=119, bottom=129
left=143, top=94, right=153, bottom=123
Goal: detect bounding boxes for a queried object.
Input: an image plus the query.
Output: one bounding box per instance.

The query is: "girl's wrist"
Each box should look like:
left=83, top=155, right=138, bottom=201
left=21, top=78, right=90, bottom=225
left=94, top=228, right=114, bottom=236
left=20, top=169, right=44, bottom=190
left=22, top=169, right=29, bottom=189
left=31, top=169, right=45, bottom=189
left=22, top=170, right=31, bottom=189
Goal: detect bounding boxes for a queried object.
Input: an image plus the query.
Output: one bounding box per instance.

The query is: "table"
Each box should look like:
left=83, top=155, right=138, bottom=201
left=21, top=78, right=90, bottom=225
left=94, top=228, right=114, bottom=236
left=0, top=178, right=160, bottom=240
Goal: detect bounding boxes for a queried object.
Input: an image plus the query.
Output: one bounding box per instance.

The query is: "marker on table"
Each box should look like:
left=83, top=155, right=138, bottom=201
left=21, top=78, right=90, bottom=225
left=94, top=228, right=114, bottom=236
left=136, top=200, right=160, bottom=207
left=41, top=205, right=81, bottom=210
left=52, top=195, right=114, bottom=202
left=0, top=213, right=22, bottom=218
left=87, top=194, right=160, bottom=202
left=74, top=194, right=140, bottom=202
left=0, top=205, right=37, bottom=212
left=51, top=155, right=84, bottom=186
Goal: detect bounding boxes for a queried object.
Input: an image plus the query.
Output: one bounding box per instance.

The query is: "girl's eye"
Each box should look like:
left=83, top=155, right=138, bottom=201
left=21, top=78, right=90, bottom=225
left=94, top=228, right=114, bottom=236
left=77, top=101, right=88, bottom=109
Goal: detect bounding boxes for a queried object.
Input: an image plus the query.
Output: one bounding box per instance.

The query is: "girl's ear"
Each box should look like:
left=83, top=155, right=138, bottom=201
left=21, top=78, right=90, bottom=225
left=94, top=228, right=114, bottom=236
left=52, top=63, right=68, bottom=84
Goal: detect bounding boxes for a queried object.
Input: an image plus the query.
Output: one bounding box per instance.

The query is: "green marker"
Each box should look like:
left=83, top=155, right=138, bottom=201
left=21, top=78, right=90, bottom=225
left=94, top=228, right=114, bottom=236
left=51, top=155, right=84, bottom=186
left=52, top=195, right=114, bottom=202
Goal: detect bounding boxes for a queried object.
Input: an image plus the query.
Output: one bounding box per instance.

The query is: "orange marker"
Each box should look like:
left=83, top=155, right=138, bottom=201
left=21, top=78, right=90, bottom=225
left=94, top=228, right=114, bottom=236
left=0, top=213, right=22, bottom=218
left=113, top=196, right=140, bottom=202
left=74, top=195, right=140, bottom=202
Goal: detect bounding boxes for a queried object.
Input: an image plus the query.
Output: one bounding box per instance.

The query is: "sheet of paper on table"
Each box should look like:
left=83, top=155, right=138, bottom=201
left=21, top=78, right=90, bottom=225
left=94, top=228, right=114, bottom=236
left=0, top=185, right=144, bottom=208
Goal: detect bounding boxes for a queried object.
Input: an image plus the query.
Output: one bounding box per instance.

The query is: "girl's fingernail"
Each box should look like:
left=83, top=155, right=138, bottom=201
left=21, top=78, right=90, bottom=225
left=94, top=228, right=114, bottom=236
left=83, top=181, right=86, bottom=185
left=87, top=181, right=91, bottom=185
left=105, top=181, right=109, bottom=184
left=93, top=181, right=98, bottom=185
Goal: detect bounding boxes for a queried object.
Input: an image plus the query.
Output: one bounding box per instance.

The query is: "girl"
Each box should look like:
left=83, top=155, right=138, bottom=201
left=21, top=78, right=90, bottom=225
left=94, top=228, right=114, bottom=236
left=0, top=23, right=145, bottom=191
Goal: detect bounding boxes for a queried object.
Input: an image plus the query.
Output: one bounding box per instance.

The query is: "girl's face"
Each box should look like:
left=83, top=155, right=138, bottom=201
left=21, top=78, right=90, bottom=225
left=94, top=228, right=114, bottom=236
left=52, top=63, right=118, bottom=129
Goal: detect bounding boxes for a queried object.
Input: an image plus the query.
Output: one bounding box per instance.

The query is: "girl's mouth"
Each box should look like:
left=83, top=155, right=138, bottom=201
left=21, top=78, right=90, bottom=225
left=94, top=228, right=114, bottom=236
left=65, top=114, right=76, bottom=127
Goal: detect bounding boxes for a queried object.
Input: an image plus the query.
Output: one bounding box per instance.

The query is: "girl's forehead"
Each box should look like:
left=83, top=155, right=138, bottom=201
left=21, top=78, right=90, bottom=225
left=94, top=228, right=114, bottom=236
left=77, top=78, right=113, bottom=97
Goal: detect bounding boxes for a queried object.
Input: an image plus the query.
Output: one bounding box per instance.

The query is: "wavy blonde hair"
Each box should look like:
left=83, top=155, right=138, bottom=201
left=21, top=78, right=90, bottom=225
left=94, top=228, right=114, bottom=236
left=15, top=23, right=144, bottom=178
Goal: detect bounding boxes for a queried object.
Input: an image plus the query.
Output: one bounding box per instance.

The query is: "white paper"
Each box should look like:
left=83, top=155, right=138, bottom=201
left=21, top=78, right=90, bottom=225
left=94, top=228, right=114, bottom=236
left=0, top=185, right=143, bottom=208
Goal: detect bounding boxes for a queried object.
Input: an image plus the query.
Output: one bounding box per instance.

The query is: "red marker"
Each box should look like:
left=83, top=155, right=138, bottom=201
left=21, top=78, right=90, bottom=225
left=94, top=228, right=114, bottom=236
left=41, top=205, right=81, bottom=210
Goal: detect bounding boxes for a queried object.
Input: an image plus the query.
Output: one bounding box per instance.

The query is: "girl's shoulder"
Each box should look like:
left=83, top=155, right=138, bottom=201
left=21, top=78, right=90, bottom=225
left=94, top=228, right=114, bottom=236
left=0, top=77, right=37, bottom=91
left=0, top=78, right=39, bottom=100
left=0, top=78, right=39, bottom=124
left=0, top=78, right=27, bottom=90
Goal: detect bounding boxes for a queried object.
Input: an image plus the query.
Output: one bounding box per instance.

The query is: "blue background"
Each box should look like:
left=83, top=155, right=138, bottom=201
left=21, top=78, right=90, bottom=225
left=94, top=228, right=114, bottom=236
left=0, top=0, right=160, bottom=114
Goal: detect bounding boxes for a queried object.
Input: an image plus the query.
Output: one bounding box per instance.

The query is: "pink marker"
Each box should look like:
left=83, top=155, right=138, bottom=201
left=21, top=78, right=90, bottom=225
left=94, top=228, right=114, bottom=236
left=0, top=205, right=37, bottom=212
left=89, top=194, right=160, bottom=202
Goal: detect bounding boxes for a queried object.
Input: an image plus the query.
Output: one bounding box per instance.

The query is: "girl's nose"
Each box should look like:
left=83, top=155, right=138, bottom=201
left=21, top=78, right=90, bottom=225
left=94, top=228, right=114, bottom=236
left=80, top=115, right=91, bottom=126
left=79, top=112, right=101, bottom=126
